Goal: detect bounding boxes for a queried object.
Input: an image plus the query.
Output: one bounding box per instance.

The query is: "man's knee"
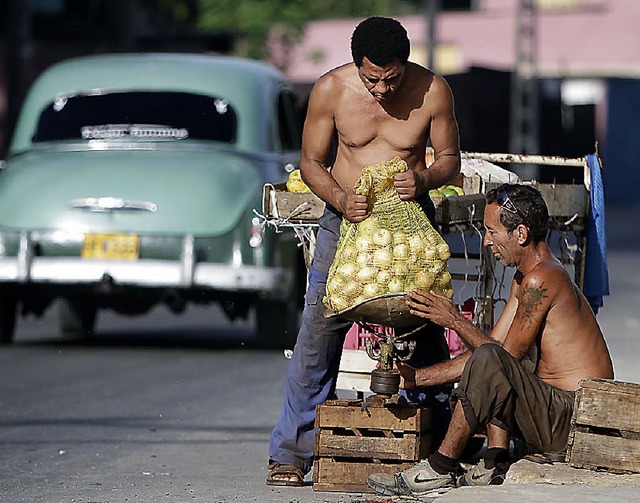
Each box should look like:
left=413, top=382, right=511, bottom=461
left=461, top=343, right=509, bottom=383
left=469, top=342, right=505, bottom=364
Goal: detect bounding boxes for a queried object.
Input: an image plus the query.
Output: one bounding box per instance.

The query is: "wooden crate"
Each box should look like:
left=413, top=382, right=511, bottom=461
left=313, top=399, right=431, bottom=493
left=262, top=183, right=325, bottom=223
left=567, top=378, right=640, bottom=474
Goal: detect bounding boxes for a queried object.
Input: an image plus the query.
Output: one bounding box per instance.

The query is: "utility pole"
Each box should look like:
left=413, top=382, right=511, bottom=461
left=425, top=0, right=440, bottom=71
left=510, top=0, right=540, bottom=169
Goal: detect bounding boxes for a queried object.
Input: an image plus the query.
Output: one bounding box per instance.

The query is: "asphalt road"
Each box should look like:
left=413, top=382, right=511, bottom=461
left=1, top=205, right=639, bottom=503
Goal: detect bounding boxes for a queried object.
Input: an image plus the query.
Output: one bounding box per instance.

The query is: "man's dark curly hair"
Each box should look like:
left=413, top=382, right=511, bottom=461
left=486, top=184, right=549, bottom=243
left=351, top=17, right=410, bottom=67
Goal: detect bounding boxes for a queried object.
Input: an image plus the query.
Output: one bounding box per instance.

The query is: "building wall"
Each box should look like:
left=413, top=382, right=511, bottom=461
left=604, top=79, right=640, bottom=206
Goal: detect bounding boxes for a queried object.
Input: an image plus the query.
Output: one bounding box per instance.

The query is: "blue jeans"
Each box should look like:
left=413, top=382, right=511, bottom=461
left=269, top=199, right=452, bottom=473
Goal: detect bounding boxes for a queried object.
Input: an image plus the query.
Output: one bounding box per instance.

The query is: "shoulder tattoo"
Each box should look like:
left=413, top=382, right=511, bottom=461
left=517, top=281, right=549, bottom=330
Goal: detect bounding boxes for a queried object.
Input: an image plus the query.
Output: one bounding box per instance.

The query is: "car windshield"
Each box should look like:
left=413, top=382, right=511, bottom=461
left=33, top=91, right=237, bottom=143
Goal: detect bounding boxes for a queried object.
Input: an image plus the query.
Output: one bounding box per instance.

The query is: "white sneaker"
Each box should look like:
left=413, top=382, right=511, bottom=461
left=457, top=458, right=509, bottom=486
left=367, top=459, right=455, bottom=496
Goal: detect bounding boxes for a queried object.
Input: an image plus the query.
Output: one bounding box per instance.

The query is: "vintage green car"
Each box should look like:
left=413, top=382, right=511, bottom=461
left=0, top=53, right=305, bottom=347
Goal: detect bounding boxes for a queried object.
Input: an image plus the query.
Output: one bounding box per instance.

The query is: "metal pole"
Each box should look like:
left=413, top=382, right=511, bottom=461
left=425, top=0, right=440, bottom=70
left=509, top=0, right=540, bottom=178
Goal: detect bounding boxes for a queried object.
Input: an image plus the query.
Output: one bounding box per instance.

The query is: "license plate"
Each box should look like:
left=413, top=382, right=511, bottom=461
left=82, top=233, right=139, bottom=260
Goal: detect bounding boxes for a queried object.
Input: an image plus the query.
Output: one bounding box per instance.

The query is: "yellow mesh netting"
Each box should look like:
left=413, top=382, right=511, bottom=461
left=323, top=157, right=454, bottom=314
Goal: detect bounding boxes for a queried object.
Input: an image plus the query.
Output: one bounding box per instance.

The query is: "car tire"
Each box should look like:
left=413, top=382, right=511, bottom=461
left=256, top=296, right=300, bottom=350
left=58, top=299, right=97, bottom=340
left=0, top=294, right=17, bottom=344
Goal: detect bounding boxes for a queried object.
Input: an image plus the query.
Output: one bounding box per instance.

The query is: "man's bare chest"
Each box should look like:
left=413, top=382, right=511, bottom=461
left=335, top=103, right=431, bottom=149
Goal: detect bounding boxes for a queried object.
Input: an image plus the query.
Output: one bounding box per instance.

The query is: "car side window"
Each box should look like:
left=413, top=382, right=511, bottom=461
left=277, top=90, right=301, bottom=152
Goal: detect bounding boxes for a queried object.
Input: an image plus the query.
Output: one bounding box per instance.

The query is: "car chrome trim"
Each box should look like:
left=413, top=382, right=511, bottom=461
left=0, top=256, right=291, bottom=293
left=70, top=197, right=158, bottom=213
left=180, top=234, right=195, bottom=287
left=17, top=231, right=33, bottom=281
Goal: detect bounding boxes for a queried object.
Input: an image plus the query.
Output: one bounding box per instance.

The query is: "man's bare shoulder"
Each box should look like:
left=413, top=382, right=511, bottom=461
left=519, top=259, right=570, bottom=300
left=313, top=63, right=357, bottom=95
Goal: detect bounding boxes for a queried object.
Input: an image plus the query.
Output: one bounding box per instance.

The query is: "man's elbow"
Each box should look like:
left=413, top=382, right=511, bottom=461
left=440, top=151, right=461, bottom=180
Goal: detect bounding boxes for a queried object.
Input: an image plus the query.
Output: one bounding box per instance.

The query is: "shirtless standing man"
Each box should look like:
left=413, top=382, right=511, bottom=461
left=367, top=184, right=614, bottom=496
left=267, top=16, right=461, bottom=486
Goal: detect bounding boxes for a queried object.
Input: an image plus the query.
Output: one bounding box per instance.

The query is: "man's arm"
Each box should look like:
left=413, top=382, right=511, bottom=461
left=394, top=74, right=461, bottom=200
left=299, top=75, right=368, bottom=222
left=399, top=351, right=472, bottom=388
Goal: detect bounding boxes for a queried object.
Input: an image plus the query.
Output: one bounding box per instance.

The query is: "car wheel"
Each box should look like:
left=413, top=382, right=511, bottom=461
left=0, top=294, right=17, bottom=344
left=256, top=295, right=301, bottom=350
left=58, top=299, right=97, bottom=340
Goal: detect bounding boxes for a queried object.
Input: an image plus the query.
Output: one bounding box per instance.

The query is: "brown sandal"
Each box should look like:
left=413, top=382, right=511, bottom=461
left=266, top=461, right=305, bottom=487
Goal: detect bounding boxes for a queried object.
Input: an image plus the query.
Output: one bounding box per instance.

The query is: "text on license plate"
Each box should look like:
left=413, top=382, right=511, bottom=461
left=82, top=233, right=140, bottom=260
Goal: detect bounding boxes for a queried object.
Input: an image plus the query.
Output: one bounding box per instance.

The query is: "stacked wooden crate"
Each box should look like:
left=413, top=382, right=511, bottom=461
left=567, top=378, right=640, bottom=474
left=313, top=398, right=431, bottom=493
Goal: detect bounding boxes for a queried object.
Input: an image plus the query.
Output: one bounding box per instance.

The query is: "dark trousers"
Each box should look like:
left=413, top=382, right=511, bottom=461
left=452, top=343, right=575, bottom=453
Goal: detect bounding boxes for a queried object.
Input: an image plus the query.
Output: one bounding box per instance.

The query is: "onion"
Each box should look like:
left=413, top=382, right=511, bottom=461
left=373, top=248, right=393, bottom=267
left=355, top=235, right=372, bottom=252
left=388, top=278, right=404, bottom=293
left=393, top=243, right=409, bottom=260
left=409, top=235, right=424, bottom=251
left=363, top=283, right=382, bottom=298
left=330, top=295, right=349, bottom=312
left=424, top=247, right=438, bottom=261
left=343, top=280, right=363, bottom=299
left=376, top=270, right=392, bottom=285
left=357, top=267, right=377, bottom=282
left=437, top=270, right=452, bottom=287
left=356, top=252, right=371, bottom=267
left=416, top=270, right=435, bottom=289
left=372, top=228, right=392, bottom=246
left=337, top=262, right=356, bottom=277
left=437, top=243, right=451, bottom=261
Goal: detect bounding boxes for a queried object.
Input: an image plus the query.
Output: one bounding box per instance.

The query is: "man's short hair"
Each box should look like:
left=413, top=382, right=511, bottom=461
left=486, top=184, right=549, bottom=243
left=351, top=17, right=410, bottom=67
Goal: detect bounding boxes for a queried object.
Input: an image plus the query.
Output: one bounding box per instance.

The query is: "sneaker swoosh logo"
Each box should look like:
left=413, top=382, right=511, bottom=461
left=471, top=472, right=487, bottom=481
left=414, top=474, right=445, bottom=484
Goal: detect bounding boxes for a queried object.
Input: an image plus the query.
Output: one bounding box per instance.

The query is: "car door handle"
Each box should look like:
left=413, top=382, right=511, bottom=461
left=70, top=197, right=158, bottom=213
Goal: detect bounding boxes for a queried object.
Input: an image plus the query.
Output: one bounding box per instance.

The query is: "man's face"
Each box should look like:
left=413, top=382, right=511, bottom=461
left=357, top=57, right=405, bottom=102
left=483, top=203, right=519, bottom=267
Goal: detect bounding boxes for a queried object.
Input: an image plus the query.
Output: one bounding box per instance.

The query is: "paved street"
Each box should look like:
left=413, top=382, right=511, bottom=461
left=0, top=205, right=638, bottom=503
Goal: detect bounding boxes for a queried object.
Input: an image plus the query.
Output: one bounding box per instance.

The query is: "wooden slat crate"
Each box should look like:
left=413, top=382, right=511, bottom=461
left=567, top=378, right=640, bottom=474
left=313, top=399, right=431, bottom=493
left=262, top=183, right=325, bottom=223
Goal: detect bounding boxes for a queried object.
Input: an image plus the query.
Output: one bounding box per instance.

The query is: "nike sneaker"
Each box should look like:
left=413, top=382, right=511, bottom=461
left=457, top=458, right=509, bottom=486
left=367, top=459, right=455, bottom=496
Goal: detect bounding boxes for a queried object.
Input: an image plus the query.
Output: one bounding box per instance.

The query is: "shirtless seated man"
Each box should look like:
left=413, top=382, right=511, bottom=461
left=367, top=183, right=614, bottom=496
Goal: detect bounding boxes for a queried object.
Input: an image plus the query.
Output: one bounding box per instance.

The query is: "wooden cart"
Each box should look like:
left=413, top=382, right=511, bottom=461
left=261, top=152, right=594, bottom=392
